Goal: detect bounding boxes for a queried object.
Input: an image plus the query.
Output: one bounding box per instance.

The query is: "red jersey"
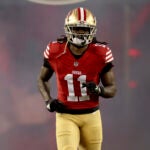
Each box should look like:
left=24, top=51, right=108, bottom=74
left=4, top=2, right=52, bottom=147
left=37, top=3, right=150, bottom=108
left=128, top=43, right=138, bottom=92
left=43, top=41, right=114, bottom=110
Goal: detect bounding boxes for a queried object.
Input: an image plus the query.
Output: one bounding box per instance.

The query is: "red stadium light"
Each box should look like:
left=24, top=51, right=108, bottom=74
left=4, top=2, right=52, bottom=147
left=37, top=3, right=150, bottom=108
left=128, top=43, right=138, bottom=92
left=128, top=48, right=141, bottom=58
left=128, top=80, right=138, bottom=88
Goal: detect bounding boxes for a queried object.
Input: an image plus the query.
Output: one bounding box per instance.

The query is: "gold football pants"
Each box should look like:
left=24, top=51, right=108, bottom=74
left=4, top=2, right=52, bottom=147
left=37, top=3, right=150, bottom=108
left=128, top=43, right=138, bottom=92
left=56, top=110, right=103, bottom=150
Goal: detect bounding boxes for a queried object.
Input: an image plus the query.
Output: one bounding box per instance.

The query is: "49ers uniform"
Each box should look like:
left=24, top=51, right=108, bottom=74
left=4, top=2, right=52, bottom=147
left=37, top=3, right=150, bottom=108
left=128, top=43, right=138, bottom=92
left=44, top=41, right=114, bottom=111
left=40, top=7, right=115, bottom=150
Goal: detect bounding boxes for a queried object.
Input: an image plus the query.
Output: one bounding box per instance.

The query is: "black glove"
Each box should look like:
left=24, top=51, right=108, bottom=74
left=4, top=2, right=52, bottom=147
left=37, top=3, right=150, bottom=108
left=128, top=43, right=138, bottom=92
left=82, top=82, right=102, bottom=95
left=45, top=99, right=65, bottom=112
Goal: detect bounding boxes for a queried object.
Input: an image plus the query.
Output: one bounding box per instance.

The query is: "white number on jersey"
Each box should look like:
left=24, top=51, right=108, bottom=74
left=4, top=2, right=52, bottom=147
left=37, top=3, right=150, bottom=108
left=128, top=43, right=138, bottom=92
left=64, top=74, right=90, bottom=102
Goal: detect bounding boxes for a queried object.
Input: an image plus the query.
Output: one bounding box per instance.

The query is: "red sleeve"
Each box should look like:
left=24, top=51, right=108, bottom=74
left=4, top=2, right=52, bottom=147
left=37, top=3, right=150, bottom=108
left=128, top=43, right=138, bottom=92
left=104, top=46, right=114, bottom=63
left=43, top=44, right=51, bottom=59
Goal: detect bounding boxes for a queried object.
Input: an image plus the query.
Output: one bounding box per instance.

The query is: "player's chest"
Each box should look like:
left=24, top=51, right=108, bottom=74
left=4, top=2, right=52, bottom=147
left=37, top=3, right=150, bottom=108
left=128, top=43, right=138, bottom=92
left=53, top=51, right=104, bottom=78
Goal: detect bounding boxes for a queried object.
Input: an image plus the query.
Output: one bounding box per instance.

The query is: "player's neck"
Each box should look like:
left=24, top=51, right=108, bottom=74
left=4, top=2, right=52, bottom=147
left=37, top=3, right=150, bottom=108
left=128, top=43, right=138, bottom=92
left=69, top=44, right=88, bottom=55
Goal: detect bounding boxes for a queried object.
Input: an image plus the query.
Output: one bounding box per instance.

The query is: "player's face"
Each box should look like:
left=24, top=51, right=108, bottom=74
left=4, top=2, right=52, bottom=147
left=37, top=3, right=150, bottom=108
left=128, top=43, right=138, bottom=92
left=71, top=27, right=90, bottom=42
left=72, top=27, right=90, bottom=34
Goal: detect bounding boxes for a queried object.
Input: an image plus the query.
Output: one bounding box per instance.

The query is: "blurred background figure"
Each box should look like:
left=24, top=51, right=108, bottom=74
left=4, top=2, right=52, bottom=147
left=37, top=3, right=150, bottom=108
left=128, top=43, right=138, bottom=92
left=0, top=0, right=150, bottom=150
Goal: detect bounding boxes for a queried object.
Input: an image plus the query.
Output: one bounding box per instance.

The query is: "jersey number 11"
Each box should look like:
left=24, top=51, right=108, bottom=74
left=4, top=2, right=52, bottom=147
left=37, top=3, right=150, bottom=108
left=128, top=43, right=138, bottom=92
left=65, top=74, right=90, bottom=102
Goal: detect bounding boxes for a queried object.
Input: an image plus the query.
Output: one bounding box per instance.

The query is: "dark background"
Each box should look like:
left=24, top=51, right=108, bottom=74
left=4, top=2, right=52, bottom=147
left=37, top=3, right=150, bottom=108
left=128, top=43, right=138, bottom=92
left=0, top=0, right=150, bottom=150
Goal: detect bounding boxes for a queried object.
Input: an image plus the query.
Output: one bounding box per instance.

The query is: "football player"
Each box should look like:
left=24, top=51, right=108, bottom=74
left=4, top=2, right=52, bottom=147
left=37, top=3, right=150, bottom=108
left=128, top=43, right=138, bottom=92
left=37, top=7, right=117, bottom=150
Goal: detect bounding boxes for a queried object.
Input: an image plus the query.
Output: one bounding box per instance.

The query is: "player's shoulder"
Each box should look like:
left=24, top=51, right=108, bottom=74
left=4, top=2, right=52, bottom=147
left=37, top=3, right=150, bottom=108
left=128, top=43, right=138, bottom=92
left=90, top=43, right=114, bottom=63
left=44, top=41, right=66, bottom=59
left=47, top=41, right=64, bottom=51
left=48, top=35, right=67, bottom=50
left=47, top=40, right=67, bottom=52
left=91, top=43, right=111, bottom=55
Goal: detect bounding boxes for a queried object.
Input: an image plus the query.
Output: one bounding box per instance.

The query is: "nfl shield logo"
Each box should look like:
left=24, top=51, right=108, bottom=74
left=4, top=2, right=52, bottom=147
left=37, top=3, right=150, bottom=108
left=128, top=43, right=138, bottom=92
left=74, top=61, right=79, bottom=67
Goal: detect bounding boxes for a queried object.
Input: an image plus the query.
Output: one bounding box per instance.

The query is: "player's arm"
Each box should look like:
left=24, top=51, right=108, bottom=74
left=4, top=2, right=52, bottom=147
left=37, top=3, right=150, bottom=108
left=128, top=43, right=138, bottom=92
left=37, top=59, right=64, bottom=112
left=82, top=63, right=117, bottom=98
left=100, top=67, right=117, bottom=98
left=37, top=59, right=54, bottom=102
left=37, top=66, right=52, bottom=102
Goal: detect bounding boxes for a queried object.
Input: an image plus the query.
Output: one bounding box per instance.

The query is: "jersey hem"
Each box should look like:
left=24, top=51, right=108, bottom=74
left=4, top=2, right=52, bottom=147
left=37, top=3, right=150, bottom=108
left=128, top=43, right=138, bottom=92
left=56, top=105, right=99, bottom=114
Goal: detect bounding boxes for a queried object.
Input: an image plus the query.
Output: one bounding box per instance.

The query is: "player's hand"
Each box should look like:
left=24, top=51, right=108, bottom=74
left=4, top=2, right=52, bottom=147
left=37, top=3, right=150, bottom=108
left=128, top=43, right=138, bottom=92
left=82, top=82, right=101, bottom=95
left=45, top=99, right=65, bottom=112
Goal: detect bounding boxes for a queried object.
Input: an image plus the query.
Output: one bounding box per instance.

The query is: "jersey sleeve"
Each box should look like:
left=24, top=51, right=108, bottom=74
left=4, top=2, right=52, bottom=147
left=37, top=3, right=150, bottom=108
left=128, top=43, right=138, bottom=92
left=43, top=44, right=50, bottom=59
left=94, top=43, right=114, bottom=64
left=43, top=43, right=54, bottom=70
left=101, top=62, right=114, bottom=74
left=105, top=46, right=114, bottom=63
left=101, top=45, right=114, bottom=73
left=43, top=58, right=51, bottom=68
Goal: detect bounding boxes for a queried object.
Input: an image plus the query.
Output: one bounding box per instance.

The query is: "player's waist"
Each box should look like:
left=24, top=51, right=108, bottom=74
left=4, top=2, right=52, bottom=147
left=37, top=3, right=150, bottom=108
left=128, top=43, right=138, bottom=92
left=56, top=105, right=99, bottom=114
